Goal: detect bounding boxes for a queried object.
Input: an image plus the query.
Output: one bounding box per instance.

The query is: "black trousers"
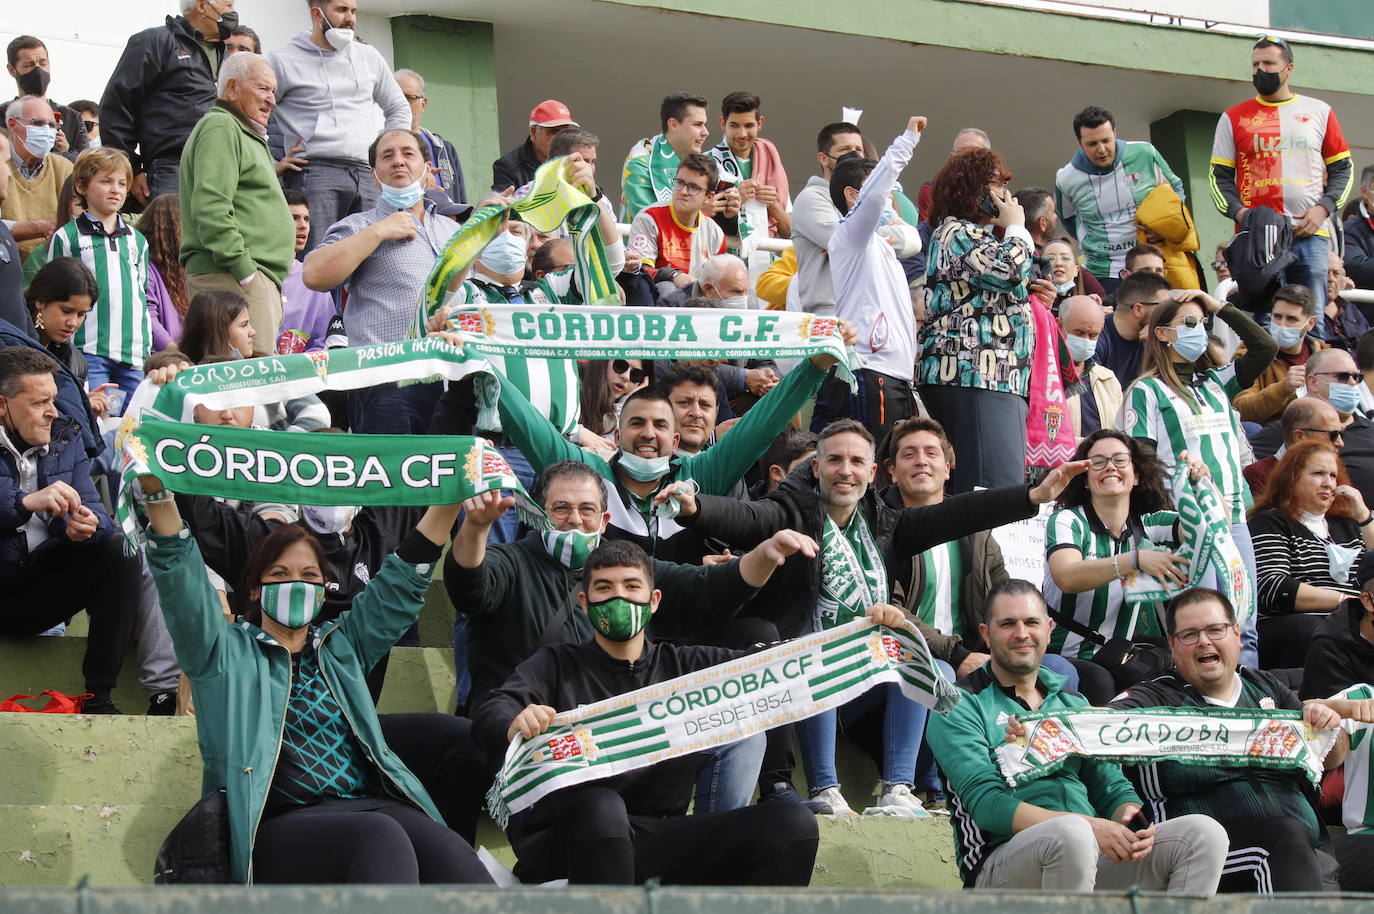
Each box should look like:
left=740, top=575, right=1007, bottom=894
left=811, top=367, right=915, bottom=447
left=1257, top=613, right=1325, bottom=671
left=1333, top=832, right=1374, bottom=892
left=1, top=534, right=138, bottom=693
left=508, top=785, right=818, bottom=885
left=1216, top=815, right=1336, bottom=893
left=252, top=796, right=493, bottom=885
left=379, top=712, right=488, bottom=846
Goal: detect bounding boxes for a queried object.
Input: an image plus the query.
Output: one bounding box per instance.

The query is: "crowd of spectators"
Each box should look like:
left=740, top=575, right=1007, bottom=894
left=2, top=5, right=1374, bottom=896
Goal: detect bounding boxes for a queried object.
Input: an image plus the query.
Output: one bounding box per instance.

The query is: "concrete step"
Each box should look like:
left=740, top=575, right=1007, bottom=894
left=0, top=715, right=959, bottom=888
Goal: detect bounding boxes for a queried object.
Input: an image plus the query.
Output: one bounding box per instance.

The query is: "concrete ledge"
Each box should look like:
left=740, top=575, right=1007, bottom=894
left=0, top=715, right=959, bottom=888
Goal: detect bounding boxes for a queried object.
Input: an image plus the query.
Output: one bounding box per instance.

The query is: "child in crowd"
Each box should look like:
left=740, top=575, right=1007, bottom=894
left=45, top=147, right=152, bottom=399
left=139, top=194, right=189, bottom=350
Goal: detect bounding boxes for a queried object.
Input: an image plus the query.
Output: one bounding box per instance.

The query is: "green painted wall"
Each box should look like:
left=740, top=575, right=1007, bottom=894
left=1271, top=0, right=1374, bottom=42
left=599, top=0, right=1374, bottom=96
left=390, top=16, right=499, bottom=196
left=1150, top=109, right=1231, bottom=280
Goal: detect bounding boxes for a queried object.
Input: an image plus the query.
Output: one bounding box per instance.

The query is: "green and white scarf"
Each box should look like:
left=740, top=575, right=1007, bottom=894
left=817, top=512, right=888, bottom=630
left=419, top=154, right=618, bottom=314
left=709, top=142, right=757, bottom=245
left=644, top=134, right=681, bottom=206
left=1124, top=465, right=1255, bottom=630
left=417, top=304, right=861, bottom=395
left=112, top=339, right=542, bottom=550
left=997, top=707, right=1338, bottom=788
left=487, top=617, right=959, bottom=826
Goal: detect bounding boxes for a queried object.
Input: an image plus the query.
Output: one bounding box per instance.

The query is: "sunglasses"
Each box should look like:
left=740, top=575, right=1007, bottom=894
left=1315, top=371, right=1362, bottom=384
left=1300, top=428, right=1343, bottom=444
left=82, top=120, right=97, bottom=133
left=1172, top=315, right=1203, bottom=329
left=612, top=359, right=648, bottom=384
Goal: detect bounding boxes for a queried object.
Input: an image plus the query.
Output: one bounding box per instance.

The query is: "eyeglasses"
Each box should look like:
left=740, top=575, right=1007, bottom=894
left=1315, top=371, right=1362, bottom=384
left=16, top=117, right=57, bottom=129
left=1172, top=623, right=1236, bottom=645
left=1211, top=260, right=1226, bottom=271
left=403, top=93, right=425, bottom=103
left=82, top=120, right=97, bottom=133
left=547, top=502, right=602, bottom=522
left=673, top=178, right=708, bottom=198
left=1088, top=453, right=1132, bottom=470
left=612, top=359, right=648, bottom=384
left=1300, top=427, right=1344, bottom=444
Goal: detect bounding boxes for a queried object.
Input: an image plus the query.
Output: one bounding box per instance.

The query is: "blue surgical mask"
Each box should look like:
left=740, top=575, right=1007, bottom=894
left=1270, top=323, right=1306, bottom=349
left=377, top=176, right=424, bottom=211
left=19, top=124, right=57, bottom=160
left=880, top=202, right=898, bottom=225
left=618, top=450, right=673, bottom=482
left=1326, top=381, right=1362, bottom=415
left=1055, top=279, right=1076, bottom=295
left=479, top=230, right=528, bottom=275
left=1170, top=324, right=1209, bottom=363
left=1064, top=333, right=1097, bottom=364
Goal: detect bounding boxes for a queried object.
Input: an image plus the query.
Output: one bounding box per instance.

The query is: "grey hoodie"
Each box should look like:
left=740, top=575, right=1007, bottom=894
left=792, top=175, right=839, bottom=315
left=268, top=32, right=410, bottom=165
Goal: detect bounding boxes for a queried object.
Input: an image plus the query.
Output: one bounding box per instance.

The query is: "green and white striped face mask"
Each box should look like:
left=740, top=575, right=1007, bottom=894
left=541, top=528, right=600, bottom=570
left=259, top=581, right=326, bottom=629
left=585, top=596, right=651, bottom=642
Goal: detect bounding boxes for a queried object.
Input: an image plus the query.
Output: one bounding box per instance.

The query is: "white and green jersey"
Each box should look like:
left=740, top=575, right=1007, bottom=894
left=1337, top=683, right=1374, bottom=833
left=913, top=541, right=963, bottom=636
left=1043, top=504, right=1178, bottom=659
left=1055, top=140, right=1185, bottom=279
left=47, top=214, right=151, bottom=367
left=446, top=278, right=581, bottom=436
left=1122, top=367, right=1251, bottom=523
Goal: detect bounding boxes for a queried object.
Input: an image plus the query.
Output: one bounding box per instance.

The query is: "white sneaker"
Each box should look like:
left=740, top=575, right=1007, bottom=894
left=868, top=783, right=930, bottom=817
left=809, top=785, right=856, bottom=816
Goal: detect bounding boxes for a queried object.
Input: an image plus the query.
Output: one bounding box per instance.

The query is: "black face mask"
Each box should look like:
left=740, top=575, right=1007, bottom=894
left=204, top=1, right=239, bottom=40
left=16, top=66, right=50, bottom=97
left=1252, top=69, right=1282, bottom=96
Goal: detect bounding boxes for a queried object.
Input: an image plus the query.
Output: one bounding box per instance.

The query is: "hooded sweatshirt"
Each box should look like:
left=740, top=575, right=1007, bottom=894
left=268, top=32, right=410, bottom=165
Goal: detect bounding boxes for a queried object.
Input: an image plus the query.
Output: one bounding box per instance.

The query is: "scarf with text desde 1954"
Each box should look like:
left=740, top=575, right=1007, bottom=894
left=487, top=617, right=959, bottom=826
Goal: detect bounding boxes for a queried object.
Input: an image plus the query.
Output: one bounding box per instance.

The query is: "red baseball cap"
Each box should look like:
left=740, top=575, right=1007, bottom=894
left=529, top=100, right=578, bottom=128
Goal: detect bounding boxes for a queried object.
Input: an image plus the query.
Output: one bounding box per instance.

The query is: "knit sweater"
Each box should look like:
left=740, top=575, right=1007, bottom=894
left=178, top=102, right=294, bottom=288
left=3, top=154, right=73, bottom=259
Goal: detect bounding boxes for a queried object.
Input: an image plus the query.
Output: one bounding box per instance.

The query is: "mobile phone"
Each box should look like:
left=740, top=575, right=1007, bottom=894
left=978, top=194, right=1000, bottom=218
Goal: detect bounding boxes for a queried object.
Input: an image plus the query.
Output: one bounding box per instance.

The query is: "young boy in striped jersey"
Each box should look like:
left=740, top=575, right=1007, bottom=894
left=46, top=147, right=151, bottom=400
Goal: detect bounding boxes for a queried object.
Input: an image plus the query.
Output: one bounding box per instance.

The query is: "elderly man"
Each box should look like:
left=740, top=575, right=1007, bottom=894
left=178, top=52, right=294, bottom=357
left=493, top=99, right=577, bottom=193
left=4, top=96, right=73, bottom=259
left=302, top=128, right=459, bottom=434
left=394, top=68, right=466, bottom=204
left=0, top=348, right=138, bottom=714
left=1059, top=296, right=1121, bottom=437
left=0, top=133, right=26, bottom=330
left=1110, top=587, right=1367, bottom=893
left=100, top=0, right=231, bottom=202
left=270, top=0, right=411, bottom=251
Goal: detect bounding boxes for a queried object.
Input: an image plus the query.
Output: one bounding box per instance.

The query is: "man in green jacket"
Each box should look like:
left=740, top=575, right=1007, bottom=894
left=178, top=51, right=294, bottom=356
left=926, top=579, right=1227, bottom=893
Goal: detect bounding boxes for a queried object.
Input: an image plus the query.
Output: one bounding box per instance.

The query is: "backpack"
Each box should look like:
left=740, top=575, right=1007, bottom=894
left=1224, top=208, right=1296, bottom=317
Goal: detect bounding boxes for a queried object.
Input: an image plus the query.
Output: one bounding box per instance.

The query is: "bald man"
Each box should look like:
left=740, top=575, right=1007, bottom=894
left=1244, top=397, right=1346, bottom=495
left=1059, top=295, right=1122, bottom=437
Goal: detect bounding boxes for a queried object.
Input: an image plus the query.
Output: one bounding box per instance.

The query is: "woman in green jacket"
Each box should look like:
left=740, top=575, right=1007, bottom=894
left=139, top=473, right=492, bottom=886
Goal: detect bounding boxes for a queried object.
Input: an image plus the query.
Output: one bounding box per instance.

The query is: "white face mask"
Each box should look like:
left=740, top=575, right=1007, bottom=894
left=720, top=295, right=748, bottom=309
left=1064, top=333, right=1097, bottom=364
left=302, top=504, right=360, bottom=535
left=1325, top=540, right=1360, bottom=583
left=318, top=9, right=354, bottom=50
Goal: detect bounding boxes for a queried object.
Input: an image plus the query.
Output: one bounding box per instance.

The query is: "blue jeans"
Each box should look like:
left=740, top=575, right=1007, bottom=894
left=84, top=354, right=144, bottom=401
left=348, top=381, right=442, bottom=435
left=1286, top=235, right=1330, bottom=339
left=145, top=157, right=181, bottom=200
left=452, top=445, right=536, bottom=711
left=284, top=160, right=378, bottom=252
left=1230, top=521, right=1261, bottom=668
left=694, top=734, right=766, bottom=814
left=798, top=682, right=927, bottom=791
left=914, top=659, right=959, bottom=792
